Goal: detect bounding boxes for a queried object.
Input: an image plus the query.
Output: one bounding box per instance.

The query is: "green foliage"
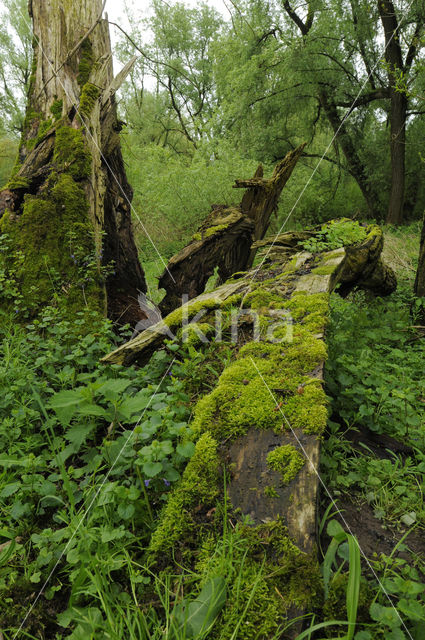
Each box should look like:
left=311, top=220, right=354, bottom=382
left=325, top=289, right=425, bottom=441
left=301, top=220, right=367, bottom=253
left=0, top=296, right=197, bottom=635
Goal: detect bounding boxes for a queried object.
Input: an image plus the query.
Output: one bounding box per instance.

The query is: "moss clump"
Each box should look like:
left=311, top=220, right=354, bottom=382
left=53, top=127, right=91, bottom=180
left=267, top=445, right=305, bottom=485
left=5, top=176, right=30, bottom=190
left=148, top=433, right=220, bottom=554
left=179, top=321, right=215, bottom=346
left=191, top=316, right=329, bottom=441
left=204, top=223, right=231, bottom=237
left=312, top=264, right=337, bottom=276
left=0, top=173, right=103, bottom=315
left=264, top=485, right=279, bottom=498
left=77, top=38, right=94, bottom=86
left=206, top=520, right=322, bottom=639
left=164, top=296, right=224, bottom=330
left=79, top=83, right=101, bottom=118
left=50, top=99, right=63, bottom=120
left=324, top=574, right=373, bottom=626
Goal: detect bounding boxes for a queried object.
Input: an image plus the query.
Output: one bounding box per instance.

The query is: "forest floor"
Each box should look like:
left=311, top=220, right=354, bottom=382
left=0, top=222, right=424, bottom=639
left=318, top=222, right=425, bottom=638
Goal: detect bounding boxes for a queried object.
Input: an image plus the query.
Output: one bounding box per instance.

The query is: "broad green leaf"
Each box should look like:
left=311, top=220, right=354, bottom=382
left=0, top=481, right=21, bottom=498
left=171, top=577, right=226, bottom=638
left=177, top=441, right=195, bottom=458
left=143, top=461, right=162, bottom=477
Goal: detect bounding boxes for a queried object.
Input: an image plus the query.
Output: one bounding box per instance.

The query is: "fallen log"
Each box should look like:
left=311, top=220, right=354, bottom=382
left=102, top=220, right=396, bottom=637
left=158, top=144, right=306, bottom=315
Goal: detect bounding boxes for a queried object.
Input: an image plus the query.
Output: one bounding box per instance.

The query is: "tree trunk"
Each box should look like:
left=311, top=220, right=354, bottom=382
left=378, top=0, right=407, bottom=225
left=0, top=0, right=146, bottom=323
left=386, top=84, right=407, bottom=225
left=157, top=145, right=306, bottom=315
left=318, top=90, right=381, bottom=219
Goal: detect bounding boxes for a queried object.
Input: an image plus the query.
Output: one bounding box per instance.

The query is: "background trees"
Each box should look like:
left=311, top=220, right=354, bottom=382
left=1, top=0, right=425, bottom=281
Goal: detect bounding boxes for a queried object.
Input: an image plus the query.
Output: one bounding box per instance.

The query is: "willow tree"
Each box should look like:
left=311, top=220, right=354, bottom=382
left=0, top=0, right=146, bottom=323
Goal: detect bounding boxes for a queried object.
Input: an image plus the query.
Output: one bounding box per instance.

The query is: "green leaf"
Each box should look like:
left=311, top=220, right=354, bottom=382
left=48, top=389, right=83, bottom=424
left=30, top=571, right=41, bottom=583
left=171, top=577, right=226, bottom=639
left=397, top=598, right=425, bottom=622
left=77, top=403, right=109, bottom=418
left=177, top=441, right=195, bottom=458
left=118, top=395, right=150, bottom=421
left=400, top=512, right=416, bottom=526
left=143, top=461, right=162, bottom=477
left=0, top=481, right=21, bottom=498
left=117, top=503, right=135, bottom=520
left=369, top=603, right=402, bottom=627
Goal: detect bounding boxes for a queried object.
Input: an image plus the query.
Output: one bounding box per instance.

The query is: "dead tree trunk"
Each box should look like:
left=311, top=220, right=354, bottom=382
left=158, top=144, right=305, bottom=315
left=0, top=1, right=146, bottom=323
left=102, top=220, right=395, bottom=637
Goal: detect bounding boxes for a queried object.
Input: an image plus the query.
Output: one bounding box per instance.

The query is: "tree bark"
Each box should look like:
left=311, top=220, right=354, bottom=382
left=157, top=145, right=305, bottom=315
left=378, top=0, right=407, bottom=225
left=318, top=90, right=381, bottom=219
left=0, top=0, right=146, bottom=323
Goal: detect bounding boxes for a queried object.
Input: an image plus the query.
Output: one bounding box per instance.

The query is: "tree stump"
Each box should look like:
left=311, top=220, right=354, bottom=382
left=0, top=1, right=145, bottom=323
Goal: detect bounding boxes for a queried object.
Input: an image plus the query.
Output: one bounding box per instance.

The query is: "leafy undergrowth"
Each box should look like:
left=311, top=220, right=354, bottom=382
left=318, top=226, right=425, bottom=639
left=0, top=302, right=238, bottom=638
left=1, top=224, right=425, bottom=639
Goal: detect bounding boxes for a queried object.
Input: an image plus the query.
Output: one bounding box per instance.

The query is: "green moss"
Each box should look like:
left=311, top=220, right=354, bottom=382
left=5, top=176, right=30, bottom=190
left=148, top=433, right=220, bottom=554
left=77, top=38, right=94, bottom=86
left=164, top=296, right=223, bottom=330
left=79, top=83, right=101, bottom=118
left=0, top=173, right=103, bottom=316
left=53, top=126, right=91, bottom=180
left=324, top=574, right=373, bottom=625
left=243, top=288, right=287, bottom=310
left=204, top=223, right=230, bottom=237
left=190, top=290, right=329, bottom=441
left=207, top=520, right=322, bottom=639
left=311, top=264, right=337, bottom=275
left=267, top=445, right=305, bottom=485
left=179, top=321, right=215, bottom=346
left=49, top=99, right=63, bottom=120
left=264, top=485, right=279, bottom=498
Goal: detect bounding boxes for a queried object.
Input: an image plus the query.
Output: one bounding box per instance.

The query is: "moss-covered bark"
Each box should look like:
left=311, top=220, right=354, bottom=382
left=106, top=220, right=395, bottom=637
left=0, top=0, right=145, bottom=322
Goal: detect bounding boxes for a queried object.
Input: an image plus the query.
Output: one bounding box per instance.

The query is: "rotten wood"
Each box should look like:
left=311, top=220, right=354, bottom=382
left=158, top=144, right=306, bottom=315
left=0, top=0, right=146, bottom=324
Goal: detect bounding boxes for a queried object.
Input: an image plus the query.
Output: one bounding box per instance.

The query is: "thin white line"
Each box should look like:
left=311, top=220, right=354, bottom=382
left=12, top=358, right=176, bottom=639
left=249, top=357, right=414, bottom=640
left=13, top=1, right=175, bottom=284
left=250, top=3, right=416, bottom=282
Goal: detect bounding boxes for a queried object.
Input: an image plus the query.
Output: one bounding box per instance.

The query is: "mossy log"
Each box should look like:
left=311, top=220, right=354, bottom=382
left=158, top=144, right=305, bottom=316
left=0, top=1, right=145, bottom=323
left=102, top=221, right=395, bottom=637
